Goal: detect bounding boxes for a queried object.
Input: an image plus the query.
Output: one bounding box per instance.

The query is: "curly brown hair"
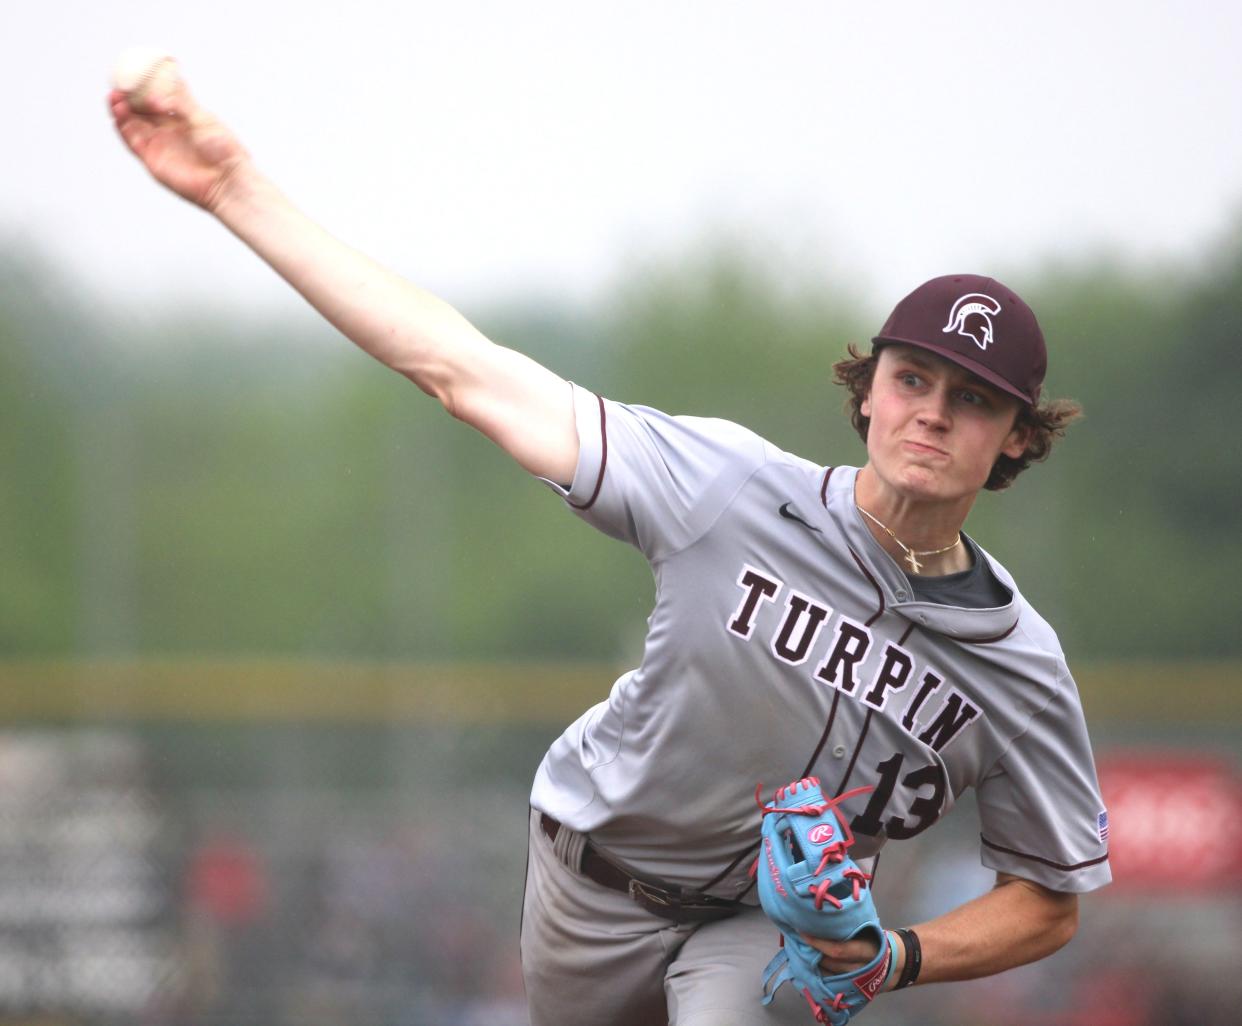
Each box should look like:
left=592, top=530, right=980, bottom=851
left=832, top=344, right=1083, bottom=491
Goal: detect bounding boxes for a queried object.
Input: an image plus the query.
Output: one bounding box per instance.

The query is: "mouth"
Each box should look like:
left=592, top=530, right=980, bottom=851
left=902, top=440, right=949, bottom=457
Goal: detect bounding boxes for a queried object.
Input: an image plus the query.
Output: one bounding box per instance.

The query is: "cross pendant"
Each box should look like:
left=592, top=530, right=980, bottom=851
left=904, top=552, right=922, bottom=574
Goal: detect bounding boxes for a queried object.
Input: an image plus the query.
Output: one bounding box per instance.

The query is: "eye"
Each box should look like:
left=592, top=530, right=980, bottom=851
left=956, top=388, right=988, bottom=407
left=898, top=371, right=924, bottom=388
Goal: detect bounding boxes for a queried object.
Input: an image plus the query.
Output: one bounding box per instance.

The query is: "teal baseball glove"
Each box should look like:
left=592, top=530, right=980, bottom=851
left=755, top=776, right=892, bottom=1025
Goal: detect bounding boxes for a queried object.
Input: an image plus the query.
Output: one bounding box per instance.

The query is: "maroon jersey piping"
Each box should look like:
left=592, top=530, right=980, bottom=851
left=567, top=393, right=608, bottom=511
left=819, top=466, right=835, bottom=508
left=847, top=546, right=886, bottom=626
left=980, top=835, right=1109, bottom=871
left=957, top=620, right=1020, bottom=645
left=833, top=708, right=873, bottom=797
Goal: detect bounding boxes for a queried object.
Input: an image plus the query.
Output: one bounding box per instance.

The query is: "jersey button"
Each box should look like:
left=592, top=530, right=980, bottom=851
left=896, top=589, right=908, bottom=600
left=832, top=744, right=847, bottom=758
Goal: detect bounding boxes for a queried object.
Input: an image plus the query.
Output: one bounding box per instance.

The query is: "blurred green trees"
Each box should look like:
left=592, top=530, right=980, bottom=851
left=1, top=228, right=1237, bottom=661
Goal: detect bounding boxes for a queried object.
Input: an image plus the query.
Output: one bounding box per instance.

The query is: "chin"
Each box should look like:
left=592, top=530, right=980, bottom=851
left=886, top=464, right=972, bottom=503
left=891, top=461, right=944, bottom=490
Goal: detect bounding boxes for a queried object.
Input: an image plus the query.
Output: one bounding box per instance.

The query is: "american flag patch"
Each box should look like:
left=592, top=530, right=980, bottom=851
left=1097, top=810, right=1109, bottom=844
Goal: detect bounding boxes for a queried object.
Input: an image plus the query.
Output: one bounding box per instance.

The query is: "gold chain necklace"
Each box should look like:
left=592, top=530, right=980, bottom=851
left=856, top=505, right=961, bottom=575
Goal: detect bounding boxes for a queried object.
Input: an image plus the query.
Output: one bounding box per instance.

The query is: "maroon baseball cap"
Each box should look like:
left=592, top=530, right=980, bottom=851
left=872, top=274, right=1046, bottom=405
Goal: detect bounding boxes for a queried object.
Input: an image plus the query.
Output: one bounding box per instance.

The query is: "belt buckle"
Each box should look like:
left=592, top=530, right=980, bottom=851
left=628, top=878, right=677, bottom=909
left=627, top=879, right=739, bottom=924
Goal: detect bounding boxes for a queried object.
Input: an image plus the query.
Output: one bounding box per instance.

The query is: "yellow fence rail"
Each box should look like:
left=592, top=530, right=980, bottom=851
left=0, top=659, right=1237, bottom=724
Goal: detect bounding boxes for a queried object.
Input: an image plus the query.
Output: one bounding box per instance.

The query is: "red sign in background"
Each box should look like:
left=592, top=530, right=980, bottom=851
left=1096, top=750, right=1242, bottom=891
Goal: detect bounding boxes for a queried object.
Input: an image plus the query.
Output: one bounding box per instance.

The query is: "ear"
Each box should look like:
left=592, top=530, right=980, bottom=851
left=861, top=392, right=872, bottom=419
left=1001, top=420, right=1031, bottom=460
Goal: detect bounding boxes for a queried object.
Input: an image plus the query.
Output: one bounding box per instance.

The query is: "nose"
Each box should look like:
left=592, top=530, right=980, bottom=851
left=916, top=386, right=952, bottom=432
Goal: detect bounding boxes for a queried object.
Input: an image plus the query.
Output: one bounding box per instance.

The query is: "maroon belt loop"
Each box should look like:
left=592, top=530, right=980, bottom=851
left=539, top=813, right=742, bottom=925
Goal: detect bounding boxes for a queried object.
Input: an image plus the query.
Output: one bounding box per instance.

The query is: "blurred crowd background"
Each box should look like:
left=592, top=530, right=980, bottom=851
left=2, top=230, right=1240, bottom=1025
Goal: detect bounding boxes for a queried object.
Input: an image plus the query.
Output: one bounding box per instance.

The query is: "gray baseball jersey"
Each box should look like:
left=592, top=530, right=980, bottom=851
left=533, top=384, right=1111, bottom=897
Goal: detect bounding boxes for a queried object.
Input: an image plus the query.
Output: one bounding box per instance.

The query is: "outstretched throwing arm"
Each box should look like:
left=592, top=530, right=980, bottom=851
left=109, top=63, right=578, bottom=485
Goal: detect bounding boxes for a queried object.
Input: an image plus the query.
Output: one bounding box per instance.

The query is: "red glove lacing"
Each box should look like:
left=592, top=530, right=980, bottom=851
left=754, top=777, right=876, bottom=909
left=802, top=985, right=847, bottom=1022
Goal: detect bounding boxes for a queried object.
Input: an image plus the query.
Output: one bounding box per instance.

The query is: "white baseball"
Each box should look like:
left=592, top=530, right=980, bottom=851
left=112, top=47, right=181, bottom=113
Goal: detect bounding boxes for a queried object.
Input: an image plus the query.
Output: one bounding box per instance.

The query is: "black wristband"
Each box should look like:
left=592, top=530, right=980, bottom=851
left=894, top=928, right=922, bottom=989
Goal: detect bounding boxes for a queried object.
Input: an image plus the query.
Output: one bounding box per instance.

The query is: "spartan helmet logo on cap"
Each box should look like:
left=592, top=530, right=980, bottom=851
left=942, top=293, right=1003, bottom=352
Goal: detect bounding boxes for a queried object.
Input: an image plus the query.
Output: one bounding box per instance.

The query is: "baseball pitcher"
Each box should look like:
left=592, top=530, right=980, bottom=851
left=110, top=63, right=1110, bottom=1026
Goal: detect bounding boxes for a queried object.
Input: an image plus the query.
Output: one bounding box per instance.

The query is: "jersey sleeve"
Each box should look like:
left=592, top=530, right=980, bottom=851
left=975, top=670, right=1112, bottom=893
left=548, top=383, right=772, bottom=562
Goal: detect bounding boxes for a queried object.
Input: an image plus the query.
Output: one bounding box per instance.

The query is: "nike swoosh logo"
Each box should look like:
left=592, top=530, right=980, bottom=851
left=778, top=502, right=822, bottom=533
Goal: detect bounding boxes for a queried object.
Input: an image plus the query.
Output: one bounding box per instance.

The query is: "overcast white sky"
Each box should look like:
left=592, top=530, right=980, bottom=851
left=5, top=0, right=1242, bottom=322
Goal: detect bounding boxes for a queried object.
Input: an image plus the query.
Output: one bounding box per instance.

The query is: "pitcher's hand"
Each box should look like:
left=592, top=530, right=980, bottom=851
left=109, top=69, right=251, bottom=212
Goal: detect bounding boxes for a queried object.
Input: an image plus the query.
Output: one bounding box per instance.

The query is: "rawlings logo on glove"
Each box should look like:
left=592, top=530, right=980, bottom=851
left=754, top=777, right=892, bottom=1025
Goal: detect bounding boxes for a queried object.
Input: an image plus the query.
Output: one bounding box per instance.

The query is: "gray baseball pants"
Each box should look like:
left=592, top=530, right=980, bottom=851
left=521, top=808, right=808, bottom=1026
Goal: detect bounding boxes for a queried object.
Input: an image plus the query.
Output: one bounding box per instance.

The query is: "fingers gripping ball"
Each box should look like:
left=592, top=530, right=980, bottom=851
left=756, top=777, right=892, bottom=1025
left=112, top=47, right=182, bottom=113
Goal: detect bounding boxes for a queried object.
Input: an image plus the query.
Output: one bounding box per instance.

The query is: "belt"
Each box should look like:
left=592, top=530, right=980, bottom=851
left=539, top=813, right=743, bottom=924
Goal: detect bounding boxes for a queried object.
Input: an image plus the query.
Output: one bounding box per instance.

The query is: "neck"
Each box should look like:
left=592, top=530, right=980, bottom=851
left=854, top=466, right=974, bottom=576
